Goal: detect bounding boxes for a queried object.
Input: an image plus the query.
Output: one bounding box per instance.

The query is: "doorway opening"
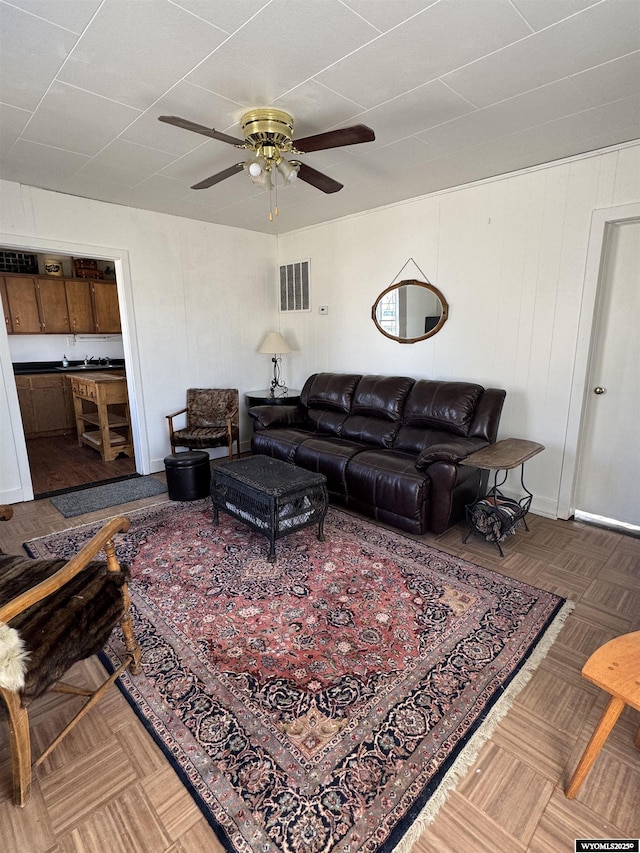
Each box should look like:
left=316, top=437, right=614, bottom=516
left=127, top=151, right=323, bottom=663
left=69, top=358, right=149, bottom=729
left=1, top=235, right=147, bottom=503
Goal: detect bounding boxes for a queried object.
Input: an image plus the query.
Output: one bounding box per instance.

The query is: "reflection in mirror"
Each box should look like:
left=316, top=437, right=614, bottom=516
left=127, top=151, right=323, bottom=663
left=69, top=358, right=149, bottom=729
left=372, top=279, right=448, bottom=343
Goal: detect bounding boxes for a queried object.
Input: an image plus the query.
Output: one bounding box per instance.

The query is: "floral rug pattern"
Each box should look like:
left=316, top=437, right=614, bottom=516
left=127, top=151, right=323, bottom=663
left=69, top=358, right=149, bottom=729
left=26, top=500, right=567, bottom=853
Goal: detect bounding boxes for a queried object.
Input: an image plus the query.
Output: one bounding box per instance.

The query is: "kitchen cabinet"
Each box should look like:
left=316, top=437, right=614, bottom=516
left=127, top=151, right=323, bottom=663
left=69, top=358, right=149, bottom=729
left=37, top=277, right=71, bottom=333
left=0, top=273, right=121, bottom=334
left=69, top=372, right=132, bottom=461
left=15, top=373, right=75, bottom=438
left=91, top=281, right=121, bottom=333
left=4, top=276, right=41, bottom=333
left=65, top=279, right=95, bottom=333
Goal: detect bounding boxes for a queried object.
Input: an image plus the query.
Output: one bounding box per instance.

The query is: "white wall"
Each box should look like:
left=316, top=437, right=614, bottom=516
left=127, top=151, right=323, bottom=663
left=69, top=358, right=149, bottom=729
left=0, top=182, right=278, bottom=503
left=276, top=144, right=640, bottom=519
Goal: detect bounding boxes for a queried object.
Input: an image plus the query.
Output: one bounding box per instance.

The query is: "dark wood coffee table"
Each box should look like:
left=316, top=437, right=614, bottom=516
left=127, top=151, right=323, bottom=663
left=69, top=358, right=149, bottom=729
left=210, top=456, right=328, bottom=562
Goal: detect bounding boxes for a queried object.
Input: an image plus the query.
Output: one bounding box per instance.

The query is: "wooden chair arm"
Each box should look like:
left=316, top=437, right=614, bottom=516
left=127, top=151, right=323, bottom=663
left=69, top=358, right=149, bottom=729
left=166, top=407, right=187, bottom=422
left=0, top=516, right=131, bottom=624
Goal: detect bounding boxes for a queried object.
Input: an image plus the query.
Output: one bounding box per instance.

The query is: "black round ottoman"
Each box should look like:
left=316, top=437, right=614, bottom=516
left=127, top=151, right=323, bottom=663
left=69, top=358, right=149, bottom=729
left=163, top=450, right=211, bottom=501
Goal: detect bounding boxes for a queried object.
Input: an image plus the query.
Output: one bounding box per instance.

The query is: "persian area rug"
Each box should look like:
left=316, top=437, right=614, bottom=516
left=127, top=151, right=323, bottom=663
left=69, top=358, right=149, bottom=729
left=25, top=501, right=571, bottom=853
left=49, top=475, right=167, bottom=517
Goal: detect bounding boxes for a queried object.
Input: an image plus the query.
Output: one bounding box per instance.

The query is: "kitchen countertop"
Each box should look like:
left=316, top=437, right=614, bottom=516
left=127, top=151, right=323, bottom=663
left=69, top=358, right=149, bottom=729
left=66, top=370, right=127, bottom=382
left=13, top=360, right=125, bottom=375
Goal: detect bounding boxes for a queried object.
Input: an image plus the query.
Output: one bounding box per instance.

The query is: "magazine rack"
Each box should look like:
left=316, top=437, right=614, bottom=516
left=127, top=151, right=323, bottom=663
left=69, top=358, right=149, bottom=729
left=461, top=439, right=544, bottom=556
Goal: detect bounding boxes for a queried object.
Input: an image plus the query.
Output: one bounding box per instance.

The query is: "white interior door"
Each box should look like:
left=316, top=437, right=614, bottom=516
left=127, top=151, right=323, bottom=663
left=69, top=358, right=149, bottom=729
left=574, top=219, right=640, bottom=533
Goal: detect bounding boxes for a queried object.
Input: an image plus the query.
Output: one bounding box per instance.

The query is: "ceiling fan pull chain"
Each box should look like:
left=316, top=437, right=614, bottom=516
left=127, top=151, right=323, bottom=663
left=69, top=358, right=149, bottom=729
left=274, top=171, right=279, bottom=217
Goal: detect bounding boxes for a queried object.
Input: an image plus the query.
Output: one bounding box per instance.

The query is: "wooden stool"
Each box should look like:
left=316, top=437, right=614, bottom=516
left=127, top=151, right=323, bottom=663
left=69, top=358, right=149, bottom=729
left=565, top=631, right=640, bottom=798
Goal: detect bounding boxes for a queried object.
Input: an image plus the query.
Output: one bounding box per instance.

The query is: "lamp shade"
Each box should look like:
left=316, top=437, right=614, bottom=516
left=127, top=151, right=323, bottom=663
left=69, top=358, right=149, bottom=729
left=258, top=331, right=292, bottom=354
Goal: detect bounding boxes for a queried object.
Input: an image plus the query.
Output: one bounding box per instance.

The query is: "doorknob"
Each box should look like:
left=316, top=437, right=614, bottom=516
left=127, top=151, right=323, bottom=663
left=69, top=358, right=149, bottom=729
left=594, top=386, right=606, bottom=394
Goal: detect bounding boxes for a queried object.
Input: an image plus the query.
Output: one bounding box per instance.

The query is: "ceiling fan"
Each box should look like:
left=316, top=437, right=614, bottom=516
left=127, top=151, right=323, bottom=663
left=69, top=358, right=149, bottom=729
left=158, top=108, right=375, bottom=201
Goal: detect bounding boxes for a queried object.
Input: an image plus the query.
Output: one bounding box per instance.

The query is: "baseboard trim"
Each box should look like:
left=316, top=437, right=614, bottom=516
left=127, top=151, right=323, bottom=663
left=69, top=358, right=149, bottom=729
left=574, top=510, right=640, bottom=538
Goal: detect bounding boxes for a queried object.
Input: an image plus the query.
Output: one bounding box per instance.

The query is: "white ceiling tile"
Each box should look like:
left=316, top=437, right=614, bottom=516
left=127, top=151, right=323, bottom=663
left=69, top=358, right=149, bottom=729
left=0, top=2, right=79, bottom=110
left=76, top=139, right=177, bottom=186
left=416, top=79, right=593, bottom=158
left=0, top=138, right=89, bottom=187
left=121, top=82, right=245, bottom=154
left=340, top=0, right=438, bottom=32
left=443, top=0, right=640, bottom=108
left=185, top=0, right=379, bottom=105
left=570, top=51, right=640, bottom=107
left=0, top=104, right=31, bottom=156
left=21, top=81, right=141, bottom=155
left=274, top=81, right=364, bottom=138
left=7, top=0, right=102, bottom=33
left=58, top=173, right=138, bottom=206
left=169, top=0, right=270, bottom=34
left=454, top=94, right=640, bottom=170
left=159, top=138, right=242, bottom=185
left=57, top=0, right=228, bottom=110
left=510, top=0, right=601, bottom=31
left=315, top=0, right=532, bottom=109
left=356, top=137, right=435, bottom=171
left=357, top=80, right=474, bottom=149
left=123, top=173, right=196, bottom=206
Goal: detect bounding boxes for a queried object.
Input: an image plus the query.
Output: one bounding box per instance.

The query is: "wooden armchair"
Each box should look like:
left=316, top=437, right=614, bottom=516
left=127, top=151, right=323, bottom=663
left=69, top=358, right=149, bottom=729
left=0, top=508, right=141, bottom=806
left=166, top=387, right=239, bottom=457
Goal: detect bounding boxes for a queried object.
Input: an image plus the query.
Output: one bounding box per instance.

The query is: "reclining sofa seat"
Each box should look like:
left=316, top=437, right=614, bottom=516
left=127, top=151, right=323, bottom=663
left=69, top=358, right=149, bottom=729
left=250, top=373, right=506, bottom=535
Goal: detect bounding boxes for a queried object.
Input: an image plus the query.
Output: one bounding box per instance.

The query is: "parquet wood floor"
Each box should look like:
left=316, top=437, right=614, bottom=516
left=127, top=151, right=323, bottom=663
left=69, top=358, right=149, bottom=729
left=1, top=489, right=638, bottom=853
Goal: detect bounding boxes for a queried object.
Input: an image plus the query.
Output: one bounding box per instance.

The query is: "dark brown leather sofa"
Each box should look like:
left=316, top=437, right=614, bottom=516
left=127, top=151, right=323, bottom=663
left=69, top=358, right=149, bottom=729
left=249, top=373, right=506, bottom=535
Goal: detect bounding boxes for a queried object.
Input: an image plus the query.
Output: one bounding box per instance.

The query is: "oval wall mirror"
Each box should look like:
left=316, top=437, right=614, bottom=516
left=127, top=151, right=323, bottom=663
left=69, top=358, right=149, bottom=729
left=371, top=278, right=449, bottom=343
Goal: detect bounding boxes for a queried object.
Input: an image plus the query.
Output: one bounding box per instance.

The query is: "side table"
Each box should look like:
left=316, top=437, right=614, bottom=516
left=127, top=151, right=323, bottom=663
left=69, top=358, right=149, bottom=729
left=245, top=390, right=301, bottom=407
left=461, top=438, right=544, bottom=556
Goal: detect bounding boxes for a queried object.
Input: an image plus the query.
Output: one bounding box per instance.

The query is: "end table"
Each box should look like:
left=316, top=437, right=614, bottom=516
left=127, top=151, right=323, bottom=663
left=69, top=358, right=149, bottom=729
left=461, top=438, right=544, bottom=556
left=245, top=390, right=301, bottom=407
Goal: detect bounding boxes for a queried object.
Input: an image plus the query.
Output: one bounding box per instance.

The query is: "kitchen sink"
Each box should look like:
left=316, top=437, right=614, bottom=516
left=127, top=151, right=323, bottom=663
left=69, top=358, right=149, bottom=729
left=56, top=364, right=117, bottom=371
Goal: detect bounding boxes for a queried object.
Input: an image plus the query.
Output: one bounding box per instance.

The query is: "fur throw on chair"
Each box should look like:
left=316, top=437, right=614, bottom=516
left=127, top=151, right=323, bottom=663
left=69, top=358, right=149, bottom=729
left=0, top=621, right=29, bottom=691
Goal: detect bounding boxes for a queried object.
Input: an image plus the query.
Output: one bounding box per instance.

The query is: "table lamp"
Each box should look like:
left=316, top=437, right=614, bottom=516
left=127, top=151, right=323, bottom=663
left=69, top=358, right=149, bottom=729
left=258, top=331, right=293, bottom=396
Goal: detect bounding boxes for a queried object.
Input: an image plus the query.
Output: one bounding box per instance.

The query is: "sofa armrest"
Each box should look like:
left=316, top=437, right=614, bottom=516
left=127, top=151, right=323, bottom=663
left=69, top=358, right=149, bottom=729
left=248, top=404, right=304, bottom=431
left=415, top=438, right=489, bottom=470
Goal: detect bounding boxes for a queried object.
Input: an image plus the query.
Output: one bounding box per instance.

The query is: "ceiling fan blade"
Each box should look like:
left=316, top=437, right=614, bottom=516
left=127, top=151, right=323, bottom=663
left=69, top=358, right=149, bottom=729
left=297, top=163, right=343, bottom=194
left=191, top=162, right=245, bottom=190
left=294, top=124, right=375, bottom=153
left=158, top=115, right=244, bottom=147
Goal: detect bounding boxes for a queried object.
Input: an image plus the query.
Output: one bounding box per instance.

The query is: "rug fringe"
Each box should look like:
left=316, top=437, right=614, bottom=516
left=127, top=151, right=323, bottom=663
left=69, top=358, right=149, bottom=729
left=393, top=599, right=575, bottom=853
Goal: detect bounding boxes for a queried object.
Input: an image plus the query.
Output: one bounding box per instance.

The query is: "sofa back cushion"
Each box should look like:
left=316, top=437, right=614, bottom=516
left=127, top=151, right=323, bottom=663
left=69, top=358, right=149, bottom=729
left=300, top=373, right=362, bottom=435
left=394, top=380, right=484, bottom=452
left=341, top=375, right=415, bottom=447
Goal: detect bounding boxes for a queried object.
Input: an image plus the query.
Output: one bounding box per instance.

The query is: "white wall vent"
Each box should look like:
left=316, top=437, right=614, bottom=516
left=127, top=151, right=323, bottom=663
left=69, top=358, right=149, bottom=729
left=279, top=259, right=310, bottom=312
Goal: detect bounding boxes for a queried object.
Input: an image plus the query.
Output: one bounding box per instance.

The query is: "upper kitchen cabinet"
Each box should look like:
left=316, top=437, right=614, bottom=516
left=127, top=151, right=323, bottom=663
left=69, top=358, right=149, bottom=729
left=65, top=279, right=96, bottom=334
left=0, top=274, right=121, bottom=335
left=37, top=277, right=71, bottom=334
left=3, top=276, right=42, bottom=333
left=91, top=282, right=121, bottom=334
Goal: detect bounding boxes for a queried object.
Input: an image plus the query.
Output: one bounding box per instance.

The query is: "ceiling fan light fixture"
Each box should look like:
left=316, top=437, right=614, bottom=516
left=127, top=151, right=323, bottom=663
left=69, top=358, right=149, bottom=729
left=277, top=158, right=299, bottom=182
left=248, top=158, right=265, bottom=177
left=250, top=169, right=273, bottom=189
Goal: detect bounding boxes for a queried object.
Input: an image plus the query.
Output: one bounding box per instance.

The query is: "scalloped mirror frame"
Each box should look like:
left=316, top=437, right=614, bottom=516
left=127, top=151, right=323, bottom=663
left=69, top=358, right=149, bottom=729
left=371, top=278, right=449, bottom=344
